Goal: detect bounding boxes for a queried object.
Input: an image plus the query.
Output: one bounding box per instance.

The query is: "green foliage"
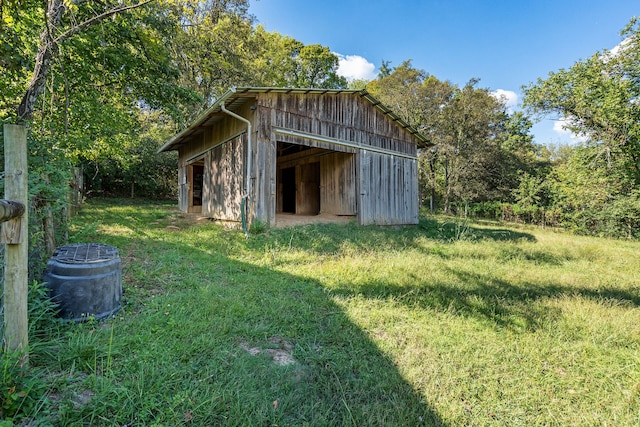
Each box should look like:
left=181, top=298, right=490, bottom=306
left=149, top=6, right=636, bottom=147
left=246, top=26, right=347, bottom=89
left=0, top=350, right=41, bottom=420
left=369, top=62, right=542, bottom=214
left=546, top=143, right=640, bottom=238
left=513, top=172, right=545, bottom=208
left=523, top=17, right=640, bottom=186
left=0, top=0, right=41, bottom=118
left=81, top=111, right=179, bottom=199
left=14, top=199, right=640, bottom=425
left=249, top=219, right=269, bottom=235
left=367, top=60, right=452, bottom=135
left=0, top=281, right=55, bottom=422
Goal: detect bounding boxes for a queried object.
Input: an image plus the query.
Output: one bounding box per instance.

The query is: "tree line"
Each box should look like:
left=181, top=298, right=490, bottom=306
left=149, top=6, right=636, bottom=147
left=1, top=1, right=638, bottom=271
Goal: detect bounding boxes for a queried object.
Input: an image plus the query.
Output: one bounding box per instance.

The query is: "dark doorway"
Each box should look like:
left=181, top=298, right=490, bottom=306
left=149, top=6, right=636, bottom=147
left=282, top=166, right=296, bottom=213
left=192, top=164, right=204, bottom=207
left=297, top=162, right=320, bottom=215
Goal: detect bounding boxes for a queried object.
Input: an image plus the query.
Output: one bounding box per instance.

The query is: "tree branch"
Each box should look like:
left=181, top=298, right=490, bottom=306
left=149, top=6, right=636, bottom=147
left=16, top=0, right=155, bottom=121
left=54, top=0, right=154, bottom=45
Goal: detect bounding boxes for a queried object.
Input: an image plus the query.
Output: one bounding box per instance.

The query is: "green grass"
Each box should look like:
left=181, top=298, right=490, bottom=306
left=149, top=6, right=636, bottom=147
left=17, top=198, right=640, bottom=426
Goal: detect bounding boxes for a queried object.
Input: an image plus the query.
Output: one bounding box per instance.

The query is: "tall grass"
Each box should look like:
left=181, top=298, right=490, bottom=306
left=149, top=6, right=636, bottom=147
left=13, top=199, right=640, bottom=426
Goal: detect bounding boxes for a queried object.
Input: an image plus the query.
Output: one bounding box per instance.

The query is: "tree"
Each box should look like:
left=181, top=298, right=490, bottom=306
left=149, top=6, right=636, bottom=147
left=367, top=60, right=452, bottom=136
left=523, top=17, right=640, bottom=185
left=437, top=79, right=508, bottom=213
left=548, top=144, right=640, bottom=238
left=368, top=62, right=539, bottom=214
left=524, top=17, right=640, bottom=237
left=13, top=0, right=155, bottom=123
left=249, top=28, right=346, bottom=89
left=1, top=0, right=210, bottom=256
left=167, top=6, right=253, bottom=121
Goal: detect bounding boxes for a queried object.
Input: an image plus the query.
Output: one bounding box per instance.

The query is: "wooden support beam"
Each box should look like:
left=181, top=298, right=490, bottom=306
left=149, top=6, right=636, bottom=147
left=0, top=200, right=26, bottom=244
left=0, top=200, right=25, bottom=223
left=3, top=124, right=29, bottom=364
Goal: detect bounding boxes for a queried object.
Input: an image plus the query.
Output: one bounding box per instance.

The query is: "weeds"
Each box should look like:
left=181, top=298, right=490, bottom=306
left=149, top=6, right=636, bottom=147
left=0, top=350, right=41, bottom=420
left=6, top=199, right=640, bottom=426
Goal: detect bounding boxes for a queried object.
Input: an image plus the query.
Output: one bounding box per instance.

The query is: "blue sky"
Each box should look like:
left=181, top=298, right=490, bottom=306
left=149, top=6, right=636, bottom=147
left=249, top=0, right=638, bottom=145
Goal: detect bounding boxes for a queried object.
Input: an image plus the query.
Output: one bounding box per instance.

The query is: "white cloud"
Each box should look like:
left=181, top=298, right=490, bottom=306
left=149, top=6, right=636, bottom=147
left=608, top=37, right=632, bottom=58
left=335, top=54, right=376, bottom=81
left=553, top=117, right=589, bottom=143
left=552, top=118, right=571, bottom=134
left=491, top=89, right=518, bottom=111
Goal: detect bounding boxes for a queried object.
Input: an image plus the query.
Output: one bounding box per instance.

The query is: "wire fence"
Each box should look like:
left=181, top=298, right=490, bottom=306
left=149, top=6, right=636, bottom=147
left=0, top=243, right=5, bottom=342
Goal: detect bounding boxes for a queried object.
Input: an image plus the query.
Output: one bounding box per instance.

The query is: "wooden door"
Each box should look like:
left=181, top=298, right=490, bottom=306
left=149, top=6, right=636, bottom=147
left=297, top=162, right=320, bottom=215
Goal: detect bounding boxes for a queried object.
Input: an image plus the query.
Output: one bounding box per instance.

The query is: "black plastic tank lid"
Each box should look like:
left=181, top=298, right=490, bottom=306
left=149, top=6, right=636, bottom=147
left=51, top=243, right=119, bottom=264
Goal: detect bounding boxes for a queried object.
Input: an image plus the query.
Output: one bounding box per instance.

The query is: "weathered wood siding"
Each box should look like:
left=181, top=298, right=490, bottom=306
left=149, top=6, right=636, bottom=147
left=175, top=102, right=258, bottom=222
left=257, top=92, right=417, bottom=157
left=179, top=108, right=253, bottom=162
left=296, top=162, right=320, bottom=215
left=255, top=92, right=418, bottom=225
left=252, top=128, right=276, bottom=226
left=177, top=165, right=188, bottom=212
left=320, top=152, right=356, bottom=215
left=202, top=134, right=246, bottom=221
left=174, top=90, right=419, bottom=226
left=357, top=151, right=419, bottom=225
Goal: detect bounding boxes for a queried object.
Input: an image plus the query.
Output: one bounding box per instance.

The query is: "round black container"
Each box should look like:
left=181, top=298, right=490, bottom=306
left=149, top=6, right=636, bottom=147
left=44, top=243, right=122, bottom=321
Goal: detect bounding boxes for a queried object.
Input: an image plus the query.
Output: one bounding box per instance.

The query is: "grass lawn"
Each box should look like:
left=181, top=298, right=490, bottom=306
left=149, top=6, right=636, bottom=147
left=17, top=198, right=640, bottom=425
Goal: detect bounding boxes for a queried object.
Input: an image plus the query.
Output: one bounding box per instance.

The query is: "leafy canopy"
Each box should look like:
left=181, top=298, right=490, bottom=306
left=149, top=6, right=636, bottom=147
left=523, top=17, right=640, bottom=183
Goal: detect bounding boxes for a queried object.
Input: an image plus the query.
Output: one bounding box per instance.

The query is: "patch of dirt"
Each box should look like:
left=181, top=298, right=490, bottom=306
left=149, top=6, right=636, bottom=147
left=165, top=211, right=354, bottom=230
left=73, top=390, right=95, bottom=408
left=274, top=213, right=355, bottom=228
left=240, top=336, right=297, bottom=366
left=264, top=348, right=296, bottom=366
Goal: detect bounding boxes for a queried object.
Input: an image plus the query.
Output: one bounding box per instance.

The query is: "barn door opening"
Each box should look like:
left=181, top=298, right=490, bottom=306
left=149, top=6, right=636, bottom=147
left=297, top=162, right=320, bottom=215
left=276, top=141, right=356, bottom=221
left=281, top=166, right=296, bottom=213
left=190, top=162, right=204, bottom=209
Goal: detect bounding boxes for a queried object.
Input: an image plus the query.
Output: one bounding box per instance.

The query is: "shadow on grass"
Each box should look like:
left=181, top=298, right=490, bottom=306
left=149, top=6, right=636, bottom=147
left=38, top=202, right=445, bottom=426
left=327, top=265, right=640, bottom=333
left=248, top=216, right=536, bottom=257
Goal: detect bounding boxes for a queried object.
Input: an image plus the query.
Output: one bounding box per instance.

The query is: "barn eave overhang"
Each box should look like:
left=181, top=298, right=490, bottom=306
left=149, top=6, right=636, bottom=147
left=158, top=86, right=429, bottom=153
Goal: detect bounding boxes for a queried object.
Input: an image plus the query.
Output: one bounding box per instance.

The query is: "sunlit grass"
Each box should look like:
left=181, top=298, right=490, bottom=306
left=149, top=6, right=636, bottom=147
left=23, top=199, right=640, bottom=426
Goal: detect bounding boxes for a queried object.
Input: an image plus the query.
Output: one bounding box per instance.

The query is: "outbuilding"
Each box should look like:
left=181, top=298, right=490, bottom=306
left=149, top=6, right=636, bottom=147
left=158, top=87, right=426, bottom=228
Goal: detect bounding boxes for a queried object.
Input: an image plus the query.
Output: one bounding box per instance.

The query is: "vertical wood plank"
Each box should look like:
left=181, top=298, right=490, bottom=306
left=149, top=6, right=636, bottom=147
left=3, top=124, right=29, bottom=363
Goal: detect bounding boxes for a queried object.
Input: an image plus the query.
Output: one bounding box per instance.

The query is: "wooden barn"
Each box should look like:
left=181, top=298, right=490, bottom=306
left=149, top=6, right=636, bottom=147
left=158, top=87, right=427, bottom=228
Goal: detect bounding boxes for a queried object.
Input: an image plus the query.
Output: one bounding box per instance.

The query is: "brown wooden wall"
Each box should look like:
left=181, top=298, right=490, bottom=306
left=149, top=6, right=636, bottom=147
left=255, top=91, right=418, bottom=225
left=177, top=103, right=256, bottom=220
left=253, top=125, right=276, bottom=226
left=175, top=91, right=419, bottom=226
left=357, top=151, right=419, bottom=225
left=202, top=134, right=246, bottom=221
left=257, top=92, right=418, bottom=157
left=320, top=152, right=357, bottom=215
left=177, top=165, right=188, bottom=212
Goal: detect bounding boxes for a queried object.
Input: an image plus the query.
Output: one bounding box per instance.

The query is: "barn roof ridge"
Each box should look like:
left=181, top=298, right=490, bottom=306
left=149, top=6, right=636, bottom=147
left=158, top=86, right=427, bottom=153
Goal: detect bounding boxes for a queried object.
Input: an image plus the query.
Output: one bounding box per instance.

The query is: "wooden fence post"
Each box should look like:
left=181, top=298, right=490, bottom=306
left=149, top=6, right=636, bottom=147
left=2, top=124, right=29, bottom=363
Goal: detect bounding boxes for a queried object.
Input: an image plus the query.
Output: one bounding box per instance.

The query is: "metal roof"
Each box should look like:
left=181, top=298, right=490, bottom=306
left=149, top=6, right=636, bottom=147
left=157, top=86, right=428, bottom=153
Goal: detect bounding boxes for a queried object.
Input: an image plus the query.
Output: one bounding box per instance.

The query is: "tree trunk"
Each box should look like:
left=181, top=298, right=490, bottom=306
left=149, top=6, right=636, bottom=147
left=429, top=156, right=437, bottom=214
left=443, top=158, right=451, bottom=214
left=17, top=0, right=66, bottom=122
left=16, top=0, right=153, bottom=122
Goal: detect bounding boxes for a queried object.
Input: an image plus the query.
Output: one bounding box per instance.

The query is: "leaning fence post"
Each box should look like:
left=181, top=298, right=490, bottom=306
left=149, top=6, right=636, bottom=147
left=2, top=124, right=29, bottom=364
